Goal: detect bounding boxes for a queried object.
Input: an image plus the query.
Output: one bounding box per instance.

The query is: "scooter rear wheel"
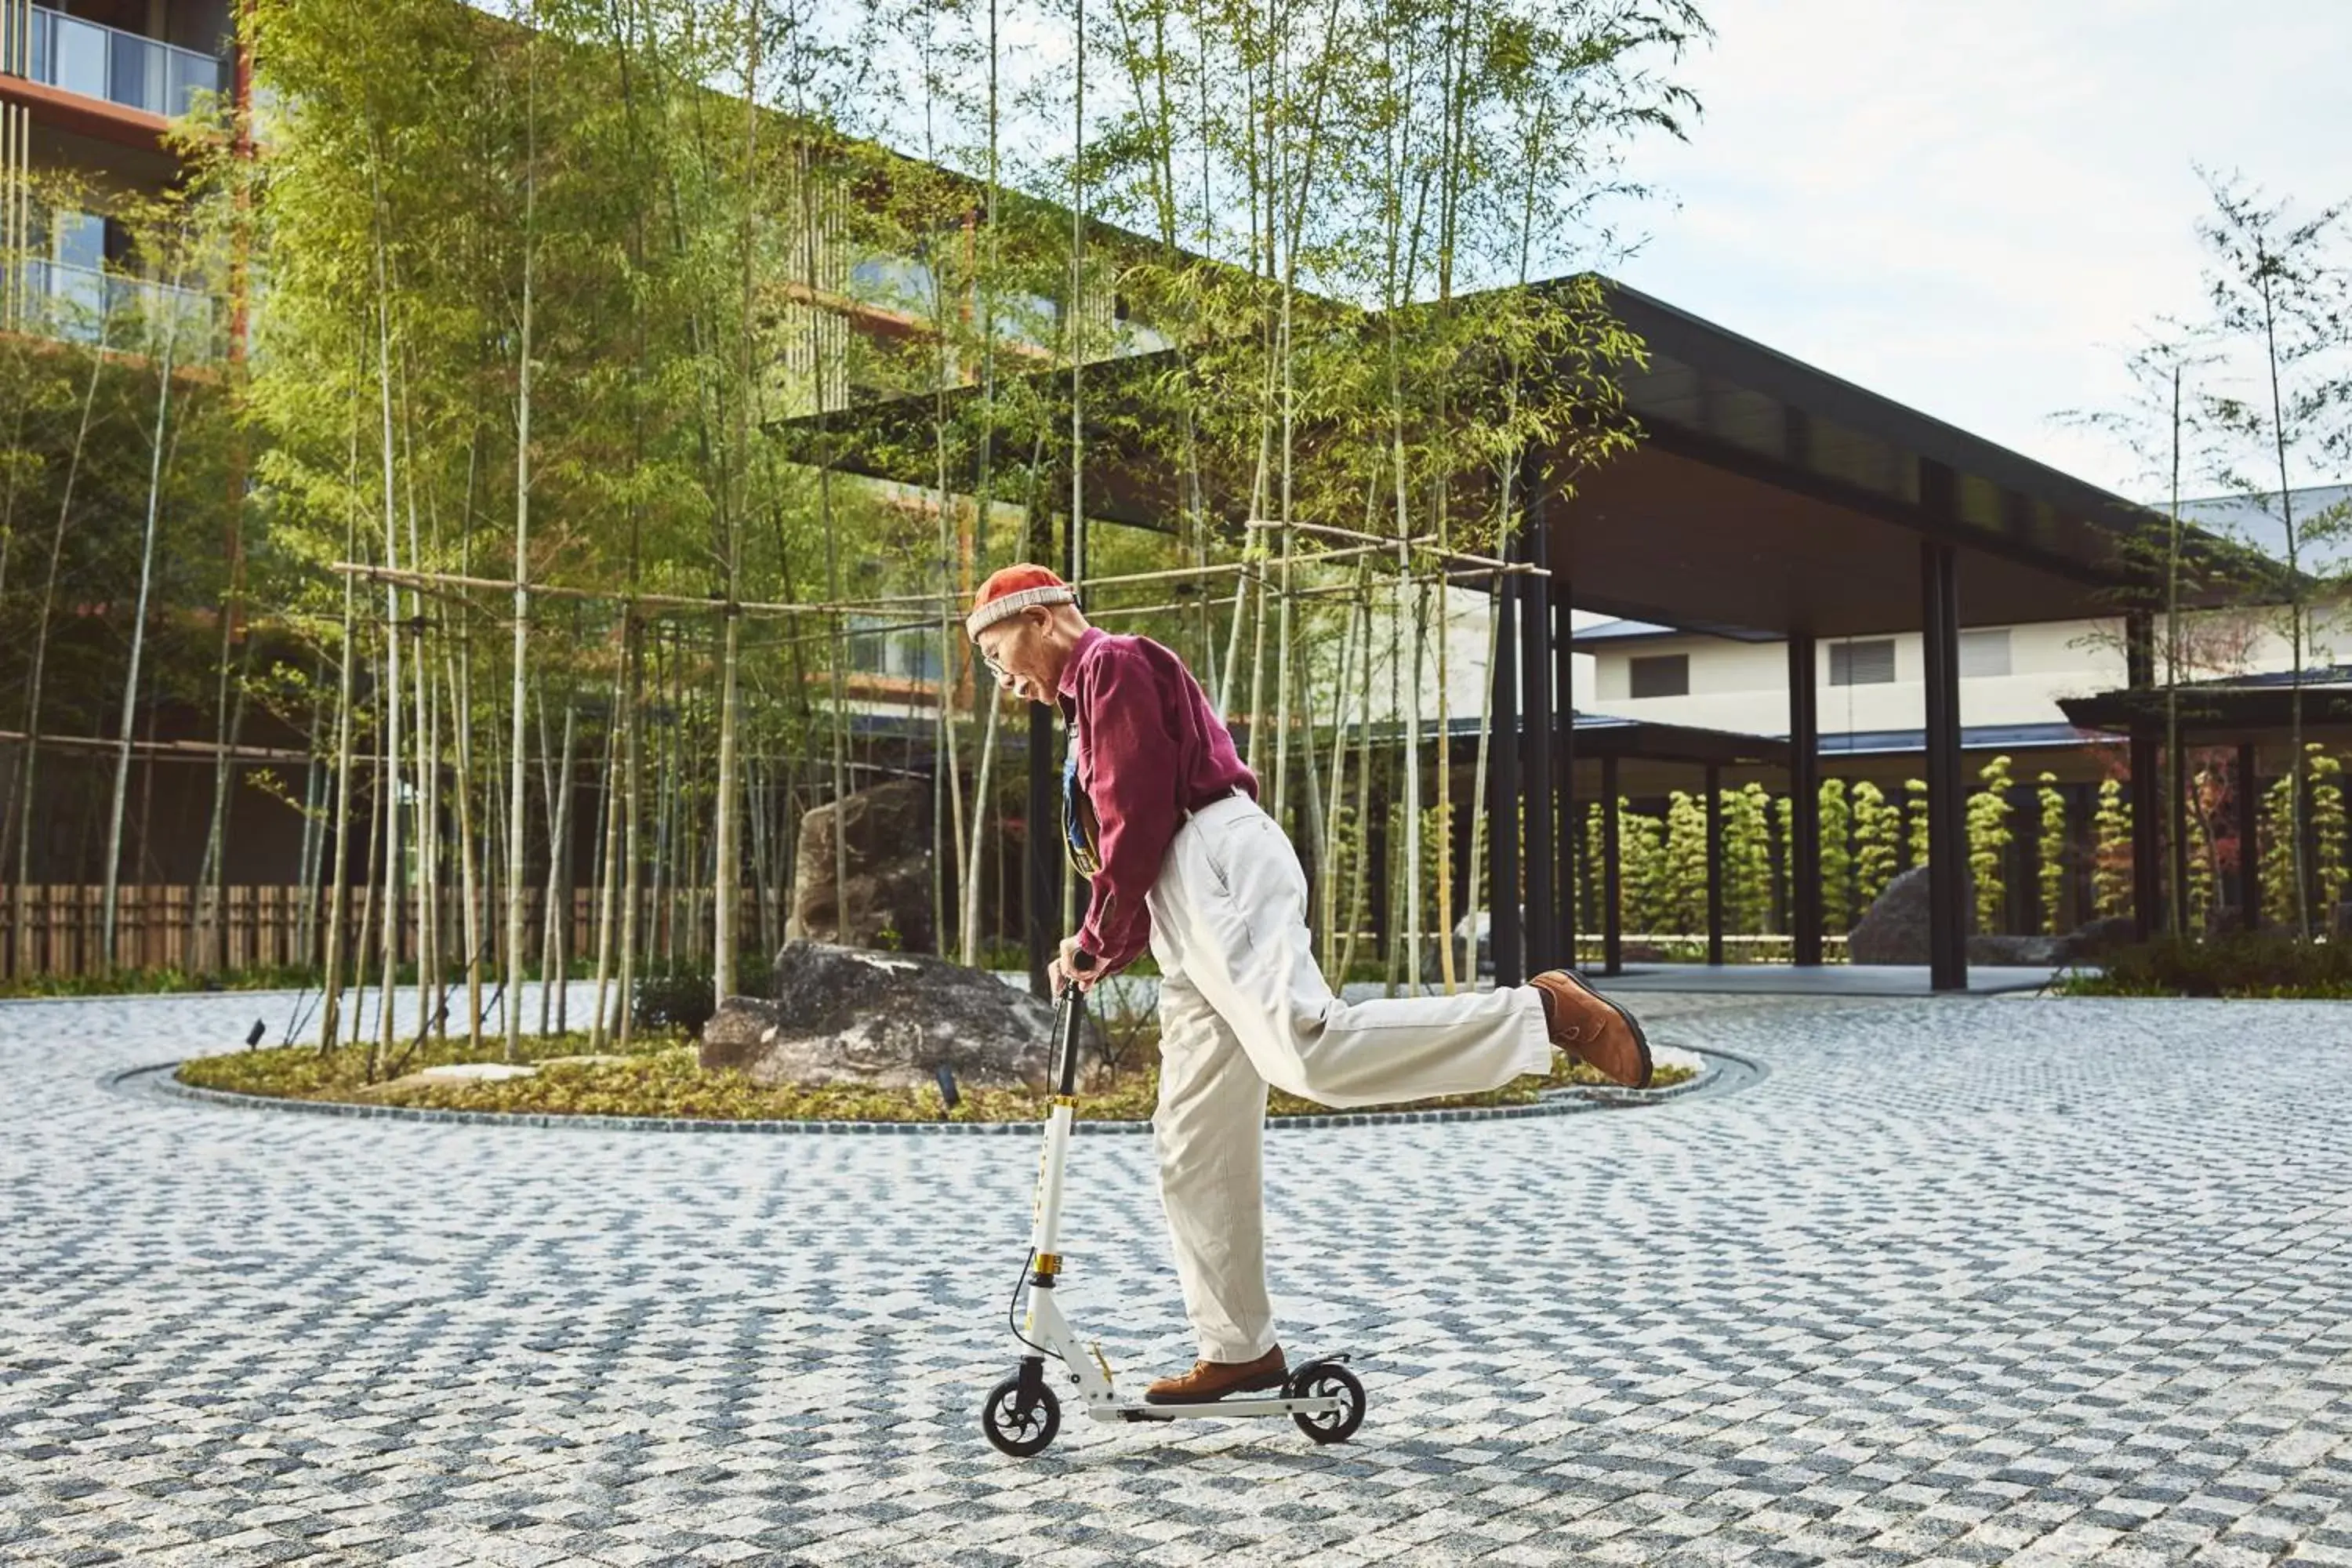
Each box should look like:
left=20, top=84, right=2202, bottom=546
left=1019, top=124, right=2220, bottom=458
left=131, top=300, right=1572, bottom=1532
left=1288, top=1359, right=1367, bottom=1444
left=982, top=1374, right=1061, bottom=1457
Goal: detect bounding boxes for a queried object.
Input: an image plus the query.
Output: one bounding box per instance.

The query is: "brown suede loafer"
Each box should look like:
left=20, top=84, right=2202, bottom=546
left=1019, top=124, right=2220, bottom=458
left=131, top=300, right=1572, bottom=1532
left=1529, top=970, right=1653, bottom=1089
left=1143, top=1345, right=1288, bottom=1405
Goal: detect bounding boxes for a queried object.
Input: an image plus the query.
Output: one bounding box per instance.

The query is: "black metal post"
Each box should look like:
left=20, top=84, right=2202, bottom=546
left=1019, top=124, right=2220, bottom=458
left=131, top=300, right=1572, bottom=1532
left=1519, top=509, right=1555, bottom=973
left=1601, top=753, right=1622, bottom=976
left=1921, top=542, right=1967, bottom=991
left=1025, top=506, right=1065, bottom=997
left=1488, top=572, right=1523, bottom=988
left=1704, top=761, right=1725, bottom=967
left=2126, top=612, right=2161, bottom=942
left=1025, top=706, right=1057, bottom=998
left=1788, top=633, right=1821, bottom=967
left=1555, top=574, right=1577, bottom=974
left=2238, top=741, right=2260, bottom=932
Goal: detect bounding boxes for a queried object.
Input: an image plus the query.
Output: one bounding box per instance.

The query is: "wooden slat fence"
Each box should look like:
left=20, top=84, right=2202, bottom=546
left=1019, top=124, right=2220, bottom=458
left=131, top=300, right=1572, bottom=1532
left=0, top=885, right=770, bottom=982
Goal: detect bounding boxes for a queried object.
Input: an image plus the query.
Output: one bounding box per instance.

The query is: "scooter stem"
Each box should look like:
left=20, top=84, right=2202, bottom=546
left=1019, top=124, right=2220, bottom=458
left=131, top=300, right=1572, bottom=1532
left=1029, top=984, right=1088, bottom=1273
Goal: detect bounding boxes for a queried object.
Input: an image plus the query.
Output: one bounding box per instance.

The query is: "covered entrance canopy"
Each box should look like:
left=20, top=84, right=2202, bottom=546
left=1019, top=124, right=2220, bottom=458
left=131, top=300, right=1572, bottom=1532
left=1552, top=287, right=2256, bottom=638
left=774, top=276, right=2254, bottom=991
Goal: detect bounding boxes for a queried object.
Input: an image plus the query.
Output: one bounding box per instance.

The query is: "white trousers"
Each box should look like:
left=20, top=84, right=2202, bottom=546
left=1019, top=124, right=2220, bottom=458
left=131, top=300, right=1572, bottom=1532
left=1143, top=795, right=1553, bottom=1361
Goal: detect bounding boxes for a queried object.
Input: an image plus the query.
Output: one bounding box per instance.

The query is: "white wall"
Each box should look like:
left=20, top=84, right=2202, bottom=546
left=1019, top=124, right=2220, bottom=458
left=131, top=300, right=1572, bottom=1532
left=1584, top=621, right=2129, bottom=736
left=1580, top=601, right=2350, bottom=739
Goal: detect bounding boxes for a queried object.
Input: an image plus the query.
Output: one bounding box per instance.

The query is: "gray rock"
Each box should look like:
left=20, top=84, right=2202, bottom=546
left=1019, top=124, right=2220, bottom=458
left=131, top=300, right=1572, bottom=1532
left=786, top=780, right=935, bottom=953
left=1851, top=867, right=2089, bottom=967
left=2059, top=914, right=2137, bottom=960
left=1847, top=866, right=1958, bottom=964
left=701, top=940, right=1098, bottom=1093
left=1968, top=933, right=2066, bottom=967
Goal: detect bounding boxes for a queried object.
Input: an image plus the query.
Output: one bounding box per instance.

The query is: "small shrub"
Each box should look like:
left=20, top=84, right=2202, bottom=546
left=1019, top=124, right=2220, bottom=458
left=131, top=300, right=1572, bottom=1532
left=2060, top=934, right=2352, bottom=999
left=633, top=970, right=716, bottom=1033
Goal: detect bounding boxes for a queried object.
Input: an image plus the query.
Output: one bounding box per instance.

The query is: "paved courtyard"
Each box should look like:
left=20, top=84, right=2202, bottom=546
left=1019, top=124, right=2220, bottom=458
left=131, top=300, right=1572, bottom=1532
left=3, top=987, right=2351, bottom=1566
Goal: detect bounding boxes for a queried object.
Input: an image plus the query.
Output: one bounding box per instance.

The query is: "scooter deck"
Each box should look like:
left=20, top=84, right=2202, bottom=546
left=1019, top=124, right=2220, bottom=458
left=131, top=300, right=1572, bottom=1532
left=1091, top=1395, right=1348, bottom=1422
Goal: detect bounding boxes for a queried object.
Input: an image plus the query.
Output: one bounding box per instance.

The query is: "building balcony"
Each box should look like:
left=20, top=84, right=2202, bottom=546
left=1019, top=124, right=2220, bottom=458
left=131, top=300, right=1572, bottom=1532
left=15, top=257, right=219, bottom=357
left=24, top=5, right=226, bottom=121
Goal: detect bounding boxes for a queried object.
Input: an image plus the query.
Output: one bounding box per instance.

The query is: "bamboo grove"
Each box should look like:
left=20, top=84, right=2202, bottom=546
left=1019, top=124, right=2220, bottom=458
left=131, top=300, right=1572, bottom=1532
left=0, top=0, right=1711, bottom=1046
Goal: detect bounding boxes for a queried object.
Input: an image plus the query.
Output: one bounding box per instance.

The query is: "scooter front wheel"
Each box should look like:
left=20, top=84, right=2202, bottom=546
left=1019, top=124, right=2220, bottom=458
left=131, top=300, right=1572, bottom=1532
left=982, top=1374, right=1062, bottom=1457
left=1288, top=1359, right=1367, bottom=1444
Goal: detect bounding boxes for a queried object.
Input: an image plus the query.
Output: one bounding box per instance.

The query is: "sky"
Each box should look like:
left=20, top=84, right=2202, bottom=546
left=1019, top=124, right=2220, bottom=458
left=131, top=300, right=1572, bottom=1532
left=1609, top=0, right=2352, bottom=505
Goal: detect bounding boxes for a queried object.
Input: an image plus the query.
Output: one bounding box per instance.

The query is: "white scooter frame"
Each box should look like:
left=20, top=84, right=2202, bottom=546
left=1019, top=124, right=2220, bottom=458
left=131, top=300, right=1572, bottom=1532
left=980, top=979, right=1367, bottom=1458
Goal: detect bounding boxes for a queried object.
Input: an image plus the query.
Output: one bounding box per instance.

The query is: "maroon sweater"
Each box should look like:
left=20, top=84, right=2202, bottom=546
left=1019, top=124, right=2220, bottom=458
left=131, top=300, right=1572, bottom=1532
left=1058, top=627, right=1258, bottom=971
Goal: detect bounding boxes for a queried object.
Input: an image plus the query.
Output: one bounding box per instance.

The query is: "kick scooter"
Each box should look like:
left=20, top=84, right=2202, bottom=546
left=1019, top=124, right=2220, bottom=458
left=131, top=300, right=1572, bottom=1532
left=980, top=974, right=1367, bottom=1457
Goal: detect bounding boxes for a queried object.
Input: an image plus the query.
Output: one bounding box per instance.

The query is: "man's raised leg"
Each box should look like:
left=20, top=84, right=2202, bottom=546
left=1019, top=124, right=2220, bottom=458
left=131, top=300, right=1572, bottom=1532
left=1169, top=803, right=1555, bottom=1109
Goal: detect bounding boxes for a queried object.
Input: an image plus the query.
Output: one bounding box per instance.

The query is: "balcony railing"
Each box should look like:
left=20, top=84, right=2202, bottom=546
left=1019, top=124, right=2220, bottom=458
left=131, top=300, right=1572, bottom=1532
left=25, top=5, right=226, bottom=120
left=16, top=259, right=218, bottom=355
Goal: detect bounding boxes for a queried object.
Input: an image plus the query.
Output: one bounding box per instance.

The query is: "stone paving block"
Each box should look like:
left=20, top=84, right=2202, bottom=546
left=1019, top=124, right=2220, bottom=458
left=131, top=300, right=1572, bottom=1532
left=7, top=989, right=2352, bottom=1565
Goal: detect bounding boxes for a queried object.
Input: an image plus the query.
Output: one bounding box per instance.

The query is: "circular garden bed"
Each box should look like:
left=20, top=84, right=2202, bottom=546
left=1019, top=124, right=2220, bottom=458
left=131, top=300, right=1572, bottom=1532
left=169, top=1028, right=1699, bottom=1128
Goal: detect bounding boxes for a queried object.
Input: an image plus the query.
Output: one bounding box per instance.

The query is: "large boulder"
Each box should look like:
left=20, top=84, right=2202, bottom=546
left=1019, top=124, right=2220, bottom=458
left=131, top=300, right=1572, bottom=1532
left=1849, top=866, right=2084, bottom=967
left=1847, top=866, right=1969, bottom=964
left=786, top=780, right=934, bottom=953
left=701, top=940, right=1098, bottom=1093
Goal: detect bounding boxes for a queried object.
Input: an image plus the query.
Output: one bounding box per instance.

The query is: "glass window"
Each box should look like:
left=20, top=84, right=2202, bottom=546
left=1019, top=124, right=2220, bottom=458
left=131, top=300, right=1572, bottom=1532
left=848, top=255, right=936, bottom=313
left=848, top=615, right=942, bottom=682
left=166, top=45, right=223, bottom=117
left=1828, top=639, right=1896, bottom=686
left=49, top=13, right=109, bottom=101
left=52, top=210, right=105, bottom=271
left=1959, top=629, right=2011, bottom=678
left=1628, top=653, right=1690, bottom=699
left=112, top=28, right=165, bottom=114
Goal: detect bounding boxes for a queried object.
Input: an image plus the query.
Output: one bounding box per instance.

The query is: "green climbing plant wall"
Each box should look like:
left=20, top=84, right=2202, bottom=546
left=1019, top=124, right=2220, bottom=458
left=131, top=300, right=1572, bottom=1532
left=1853, top=781, right=1900, bottom=909
left=2037, top=772, right=2067, bottom=935
left=1968, top=755, right=2015, bottom=932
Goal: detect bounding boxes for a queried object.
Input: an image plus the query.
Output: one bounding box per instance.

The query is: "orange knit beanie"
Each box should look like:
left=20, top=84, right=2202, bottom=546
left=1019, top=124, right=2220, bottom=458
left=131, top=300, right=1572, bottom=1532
left=965, top=564, right=1077, bottom=640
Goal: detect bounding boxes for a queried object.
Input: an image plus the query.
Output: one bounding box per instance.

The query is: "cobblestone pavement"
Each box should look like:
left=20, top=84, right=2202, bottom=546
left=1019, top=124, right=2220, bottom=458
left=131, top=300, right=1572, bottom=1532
left=4, top=987, right=2351, bottom=1567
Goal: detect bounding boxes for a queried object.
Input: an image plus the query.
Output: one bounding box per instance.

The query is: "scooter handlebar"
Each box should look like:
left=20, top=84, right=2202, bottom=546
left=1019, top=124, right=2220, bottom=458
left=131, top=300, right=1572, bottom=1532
left=1052, top=981, right=1087, bottom=1098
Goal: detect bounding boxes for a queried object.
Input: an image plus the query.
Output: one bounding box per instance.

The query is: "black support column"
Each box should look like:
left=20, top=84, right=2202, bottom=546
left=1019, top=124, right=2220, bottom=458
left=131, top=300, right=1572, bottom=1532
left=1921, top=541, right=1968, bottom=992
left=2238, top=741, right=2261, bottom=931
left=1025, top=503, right=1065, bottom=996
left=1704, top=761, right=1725, bottom=967
left=1600, top=753, right=1623, bottom=976
left=2126, top=612, right=2162, bottom=942
left=1519, top=506, right=1556, bottom=974
left=1555, top=574, right=1577, bottom=975
left=1488, top=568, right=1524, bottom=988
left=1788, top=633, right=1822, bottom=967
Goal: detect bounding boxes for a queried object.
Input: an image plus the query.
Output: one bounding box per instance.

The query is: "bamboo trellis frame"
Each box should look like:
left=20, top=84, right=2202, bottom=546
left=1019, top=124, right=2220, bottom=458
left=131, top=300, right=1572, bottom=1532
left=325, top=537, right=1483, bottom=622
left=1243, top=517, right=1546, bottom=578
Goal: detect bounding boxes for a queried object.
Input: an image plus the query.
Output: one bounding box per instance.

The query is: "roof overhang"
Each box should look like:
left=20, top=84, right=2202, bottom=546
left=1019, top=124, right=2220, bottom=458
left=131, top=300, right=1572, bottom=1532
left=1546, top=284, right=2276, bottom=641
left=2059, top=677, right=2352, bottom=744
left=771, top=275, right=2284, bottom=641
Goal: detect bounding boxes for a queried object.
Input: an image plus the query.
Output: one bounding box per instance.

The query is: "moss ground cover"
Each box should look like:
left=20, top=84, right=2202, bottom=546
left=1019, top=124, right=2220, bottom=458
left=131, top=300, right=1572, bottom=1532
left=177, top=1031, right=1693, bottom=1123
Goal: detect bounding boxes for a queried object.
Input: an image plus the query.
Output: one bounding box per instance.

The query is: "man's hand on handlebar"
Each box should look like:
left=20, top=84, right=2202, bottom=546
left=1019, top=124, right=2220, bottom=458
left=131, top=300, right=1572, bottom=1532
left=1051, top=935, right=1101, bottom=994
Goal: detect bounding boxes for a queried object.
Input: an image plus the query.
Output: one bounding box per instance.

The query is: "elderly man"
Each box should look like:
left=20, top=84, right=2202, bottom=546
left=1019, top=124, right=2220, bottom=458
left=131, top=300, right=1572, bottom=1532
left=967, top=563, right=1650, bottom=1404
